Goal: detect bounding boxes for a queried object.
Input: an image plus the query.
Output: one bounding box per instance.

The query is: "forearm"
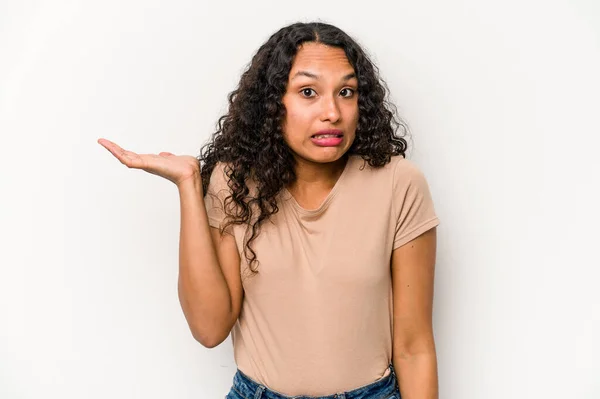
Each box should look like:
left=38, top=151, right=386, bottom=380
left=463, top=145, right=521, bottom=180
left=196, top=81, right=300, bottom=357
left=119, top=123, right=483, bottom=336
left=393, top=350, right=439, bottom=399
left=176, top=176, right=233, bottom=346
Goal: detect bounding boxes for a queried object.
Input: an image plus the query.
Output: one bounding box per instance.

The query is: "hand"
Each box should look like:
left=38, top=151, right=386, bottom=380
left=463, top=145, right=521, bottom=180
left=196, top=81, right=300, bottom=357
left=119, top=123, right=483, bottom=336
left=98, top=138, right=200, bottom=187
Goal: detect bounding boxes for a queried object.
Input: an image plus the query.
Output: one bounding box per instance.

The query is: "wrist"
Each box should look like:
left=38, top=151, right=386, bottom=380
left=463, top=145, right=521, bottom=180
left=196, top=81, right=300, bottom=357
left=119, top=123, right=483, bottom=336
left=177, top=172, right=203, bottom=194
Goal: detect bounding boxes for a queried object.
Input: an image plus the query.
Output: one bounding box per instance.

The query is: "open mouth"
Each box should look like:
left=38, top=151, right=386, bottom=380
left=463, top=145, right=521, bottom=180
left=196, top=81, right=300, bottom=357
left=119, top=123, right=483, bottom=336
left=311, top=134, right=343, bottom=138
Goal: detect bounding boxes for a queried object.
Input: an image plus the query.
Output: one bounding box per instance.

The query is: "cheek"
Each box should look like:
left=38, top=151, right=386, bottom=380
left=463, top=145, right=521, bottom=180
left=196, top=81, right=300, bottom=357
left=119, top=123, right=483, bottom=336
left=344, top=103, right=359, bottom=125
left=283, top=101, right=311, bottom=135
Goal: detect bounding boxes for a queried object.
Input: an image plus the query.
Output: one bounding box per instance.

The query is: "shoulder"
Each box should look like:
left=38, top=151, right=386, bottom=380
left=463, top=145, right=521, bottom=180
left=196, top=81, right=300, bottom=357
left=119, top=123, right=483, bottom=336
left=386, top=157, right=437, bottom=214
left=351, top=154, right=425, bottom=181
left=205, top=161, right=260, bottom=199
left=386, top=155, right=430, bottom=188
left=204, top=161, right=234, bottom=196
left=208, top=161, right=231, bottom=178
left=207, top=161, right=242, bottom=184
left=356, top=155, right=433, bottom=198
left=390, top=155, right=423, bottom=175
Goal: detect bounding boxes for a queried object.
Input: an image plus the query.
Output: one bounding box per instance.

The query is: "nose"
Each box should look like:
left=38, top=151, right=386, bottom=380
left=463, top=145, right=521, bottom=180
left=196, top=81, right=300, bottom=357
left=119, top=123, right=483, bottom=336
left=320, top=95, right=341, bottom=123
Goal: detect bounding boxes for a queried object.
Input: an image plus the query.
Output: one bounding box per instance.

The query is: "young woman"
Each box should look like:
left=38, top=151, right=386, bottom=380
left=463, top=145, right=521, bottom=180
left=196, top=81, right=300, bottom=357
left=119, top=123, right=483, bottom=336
left=99, top=21, right=440, bottom=399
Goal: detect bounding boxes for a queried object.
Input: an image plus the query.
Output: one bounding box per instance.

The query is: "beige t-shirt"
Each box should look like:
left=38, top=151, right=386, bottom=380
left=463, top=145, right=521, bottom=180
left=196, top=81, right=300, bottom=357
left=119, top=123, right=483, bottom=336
left=204, top=154, right=440, bottom=396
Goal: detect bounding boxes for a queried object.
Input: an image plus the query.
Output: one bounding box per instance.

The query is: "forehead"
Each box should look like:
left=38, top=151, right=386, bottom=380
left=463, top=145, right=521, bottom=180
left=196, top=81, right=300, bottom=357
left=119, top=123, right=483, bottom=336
left=290, top=42, right=354, bottom=73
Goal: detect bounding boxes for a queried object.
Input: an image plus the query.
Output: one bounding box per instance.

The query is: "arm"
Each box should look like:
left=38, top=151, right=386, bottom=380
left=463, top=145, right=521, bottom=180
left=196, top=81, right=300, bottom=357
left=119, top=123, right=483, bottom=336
left=96, top=138, right=242, bottom=348
left=177, top=175, right=243, bottom=348
left=391, top=227, right=439, bottom=399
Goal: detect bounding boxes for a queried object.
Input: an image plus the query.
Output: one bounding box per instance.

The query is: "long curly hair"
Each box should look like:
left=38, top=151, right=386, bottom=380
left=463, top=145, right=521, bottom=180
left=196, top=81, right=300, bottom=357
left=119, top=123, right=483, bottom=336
left=198, top=21, right=409, bottom=274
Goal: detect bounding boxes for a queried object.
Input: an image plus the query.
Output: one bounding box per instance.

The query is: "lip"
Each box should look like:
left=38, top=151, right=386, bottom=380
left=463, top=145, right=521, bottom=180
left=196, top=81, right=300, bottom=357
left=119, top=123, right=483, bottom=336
left=310, top=128, right=344, bottom=147
left=311, top=129, right=344, bottom=138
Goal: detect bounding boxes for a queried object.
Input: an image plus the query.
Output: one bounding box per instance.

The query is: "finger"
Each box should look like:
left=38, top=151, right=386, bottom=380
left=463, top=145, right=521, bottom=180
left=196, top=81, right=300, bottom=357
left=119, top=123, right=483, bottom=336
left=119, top=151, right=145, bottom=168
left=126, top=153, right=169, bottom=171
left=98, top=139, right=166, bottom=173
left=97, top=138, right=115, bottom=154
left=98, top=138, right=122, bottom=152
left=98, top=139, right=142, bottom=167
left=159, top=152, right=175, bottom=157
left=98, top=138, right=127, bottom=159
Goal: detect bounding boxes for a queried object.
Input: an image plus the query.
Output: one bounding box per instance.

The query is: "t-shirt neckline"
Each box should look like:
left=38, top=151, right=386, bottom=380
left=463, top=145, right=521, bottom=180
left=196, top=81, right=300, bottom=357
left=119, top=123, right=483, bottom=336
left=282, top=155, right=354, bottom=217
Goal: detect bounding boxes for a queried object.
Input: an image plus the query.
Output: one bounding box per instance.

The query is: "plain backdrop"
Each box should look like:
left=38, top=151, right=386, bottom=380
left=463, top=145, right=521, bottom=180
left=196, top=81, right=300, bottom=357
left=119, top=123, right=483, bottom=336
left=1, top=0, right=599, bottom=398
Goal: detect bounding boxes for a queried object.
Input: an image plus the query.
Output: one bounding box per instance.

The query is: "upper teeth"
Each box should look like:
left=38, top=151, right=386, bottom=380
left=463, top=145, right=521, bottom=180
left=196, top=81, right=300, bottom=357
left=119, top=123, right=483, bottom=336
left=314, top=134, right=339, bottom=138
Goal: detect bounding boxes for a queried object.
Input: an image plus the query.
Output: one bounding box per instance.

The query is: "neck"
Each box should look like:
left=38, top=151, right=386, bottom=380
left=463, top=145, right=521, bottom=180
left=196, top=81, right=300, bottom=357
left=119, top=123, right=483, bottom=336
left=288, top=155, right=349, bottom=193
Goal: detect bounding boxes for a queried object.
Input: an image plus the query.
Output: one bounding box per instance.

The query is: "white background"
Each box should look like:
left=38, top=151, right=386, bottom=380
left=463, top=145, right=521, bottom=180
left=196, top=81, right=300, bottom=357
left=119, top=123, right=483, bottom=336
left=1, top=0, right=599, bottom=398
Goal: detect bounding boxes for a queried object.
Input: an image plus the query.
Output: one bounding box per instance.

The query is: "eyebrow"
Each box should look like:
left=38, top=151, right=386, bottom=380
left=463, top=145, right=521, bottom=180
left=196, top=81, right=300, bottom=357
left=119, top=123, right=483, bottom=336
left=291, top=71, right=357, bottom=81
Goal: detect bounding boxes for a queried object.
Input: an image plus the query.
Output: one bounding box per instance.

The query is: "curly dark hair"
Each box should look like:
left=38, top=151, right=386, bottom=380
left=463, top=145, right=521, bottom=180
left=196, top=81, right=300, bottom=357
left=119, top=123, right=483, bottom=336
left=198, top=21, right=409, bottom=274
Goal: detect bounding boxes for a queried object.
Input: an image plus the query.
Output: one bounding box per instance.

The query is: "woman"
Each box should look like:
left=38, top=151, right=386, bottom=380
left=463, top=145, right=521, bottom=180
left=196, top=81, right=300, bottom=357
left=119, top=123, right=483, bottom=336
left=99, top=22, right=439, bottom=399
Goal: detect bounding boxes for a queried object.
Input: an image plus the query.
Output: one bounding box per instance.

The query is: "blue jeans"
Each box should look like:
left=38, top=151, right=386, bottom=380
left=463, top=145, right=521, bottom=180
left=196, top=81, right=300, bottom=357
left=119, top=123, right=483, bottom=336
left=225, top=364, right=401, bottom=399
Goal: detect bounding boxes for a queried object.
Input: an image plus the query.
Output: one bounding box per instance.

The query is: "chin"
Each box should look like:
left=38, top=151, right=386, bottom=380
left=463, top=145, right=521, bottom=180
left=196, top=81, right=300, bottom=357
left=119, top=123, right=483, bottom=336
left=308, top=149, right=349, bottom=164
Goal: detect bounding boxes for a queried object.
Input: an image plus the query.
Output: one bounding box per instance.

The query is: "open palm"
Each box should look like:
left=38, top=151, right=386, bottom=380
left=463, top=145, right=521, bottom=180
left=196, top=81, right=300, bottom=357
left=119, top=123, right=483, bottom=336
left=98, top=138, right=200, bottom=186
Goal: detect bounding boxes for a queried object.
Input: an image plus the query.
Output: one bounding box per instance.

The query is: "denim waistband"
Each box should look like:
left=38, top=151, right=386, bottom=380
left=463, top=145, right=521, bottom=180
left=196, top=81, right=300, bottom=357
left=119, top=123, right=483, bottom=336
left=230, top=363, right=398, bottom=399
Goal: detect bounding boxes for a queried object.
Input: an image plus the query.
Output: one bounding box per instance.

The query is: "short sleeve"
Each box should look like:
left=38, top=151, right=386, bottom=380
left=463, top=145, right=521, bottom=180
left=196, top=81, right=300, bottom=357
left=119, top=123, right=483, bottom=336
left=392, top=159, right=440, bottom=249
left=203, top=162, right=234, bottom=233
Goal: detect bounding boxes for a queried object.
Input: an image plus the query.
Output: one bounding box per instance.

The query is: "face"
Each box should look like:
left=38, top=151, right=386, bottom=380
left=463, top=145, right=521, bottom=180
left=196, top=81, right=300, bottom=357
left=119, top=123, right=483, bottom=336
left=281, top=42, right=359, bottom=165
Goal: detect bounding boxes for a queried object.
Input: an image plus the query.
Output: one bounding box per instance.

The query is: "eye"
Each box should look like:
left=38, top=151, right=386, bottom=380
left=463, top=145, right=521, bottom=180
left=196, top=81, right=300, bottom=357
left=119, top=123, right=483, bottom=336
left=300, top=88, right=316, bottom=98
left=340, top=88, right=355, bottom=98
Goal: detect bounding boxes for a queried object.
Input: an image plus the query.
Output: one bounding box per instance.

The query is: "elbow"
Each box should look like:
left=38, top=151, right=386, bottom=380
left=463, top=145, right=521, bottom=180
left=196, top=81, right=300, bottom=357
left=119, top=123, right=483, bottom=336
left=393, top=333, right=437, bottom=359
left=196, top=337, right=223, bottom=349
left=191, top=327, right=229, bottom=349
